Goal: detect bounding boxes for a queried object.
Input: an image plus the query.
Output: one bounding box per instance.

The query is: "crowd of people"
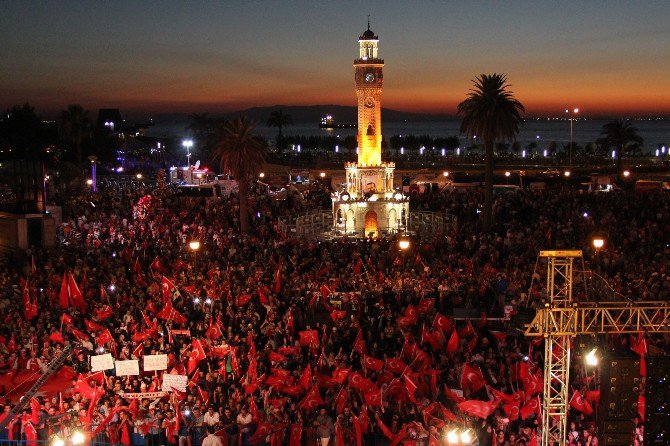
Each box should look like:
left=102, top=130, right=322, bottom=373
left=1, top=175, right=669, bottom=446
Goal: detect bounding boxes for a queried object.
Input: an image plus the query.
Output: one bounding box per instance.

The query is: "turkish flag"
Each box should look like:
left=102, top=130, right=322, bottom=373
left=150, top=256, right=165, bottom=274
left=585, top=390, right=600, bottom=404
left=503, top=401, right=521, bottom=421
left=458, top=321, right=475, bottom=338
left=397, top=305, right=418, bottom=327
left=638, top=395, right=645, bottom=420
left=348, top=372, right=378, bottom=393
left=363, top=389, right=383, bottom=406
left=59, top=273, right=69, bottom=309
left=460, top=363, right=486, bottom=393
left=320, top=284, right=332, bottom=299
left=49, top=332, right=65, bottom=344
left=280, top=384, right=305, bottom=396
left=85, top=319, right=104, bottom=332
left=353, top=258, right=364, bottom=275
left=421, top=326, right=444, bottom=351
left=273, top=257, right=283, bottom=293
left=96, top=328, right=113, bottom=346
left=61, top=313, right=73, bottom=326
left=289, top=423, right=303, bottom=446
left=187, top=339, right=207, bottom=375
left=161, top=276, right=177, bottom=302
left=523, top=370, right=542, bottom=396
left=30, top=398, right=40, bottom=425
left=376, top=416, right=408, bottom=446
left=569, top=390, right=593, bottom=415
left=404, top=374, right=418, bottom=403
left=331, top=368, right=350, bottom=384
left=205, top=319, right=222, bottom=340
left=433, top=313, right=454, bottom=333
left=298, top=384, right=323, bottom=412
left=67, top=273, right=86, bottom=312
left=248, top=421, right=273, bottom=443
left=334, top=386, right=347, bottom=414
left=330, top=310, right=347, bottom=322
left=417, top=298, right=434, bottom=314
left=520, top=396, right=542, bottom=420
left=353, top=330, right=366, bottom=355
left=385, top=358, right=408, bottom=375
left=363, top=355, right=384, bottom=372
left=268, top=351, right=287, bottom=363
left=444, top=386, right=465, bottom=403
left=237, top=294, right=252, bottom=306
left=298, top=364, right=312, bottom=390
left=457, top=400, right=497, bottom=418
left=95, top=306, right=113, bottom=321
left=447, top=330, right=459, bottom=355
left=299, top=330, right=319, bottom=348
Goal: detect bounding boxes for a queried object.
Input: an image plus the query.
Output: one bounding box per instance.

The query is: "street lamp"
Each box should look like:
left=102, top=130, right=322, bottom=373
left=320, top=172, right=326, bottom=179
left=259, top=172, right=265, bottom=179
left=398, top=236, right=410, bottom=251
left=189, top=240, right=201, bottom=252
left=88, top=156, right=98, bottom=192
left=182, top=139, right=194, bottom=168
left=623, top=170, right=631, bottom=178
left=592, top=238, right=604, bottom=251
left=136, top=173, right=143, bottom=180
left=443, top=171, right=449, bottom=177
left=564, top=171, right=571, bottom=178
left=86, top=179, right=93, bottom=187
left=566, top=108, right=579, bottom=167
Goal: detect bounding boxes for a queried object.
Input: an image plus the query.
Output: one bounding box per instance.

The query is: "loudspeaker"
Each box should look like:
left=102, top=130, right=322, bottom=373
left=645, top=357, right=670, bottom=446
left=646, top=357, right=670, bottom=415
left=602, top=432, right=633, bottom=446
left=645, top=415, right=670, bottom=446
left=600, top=356, right=640, bottom=420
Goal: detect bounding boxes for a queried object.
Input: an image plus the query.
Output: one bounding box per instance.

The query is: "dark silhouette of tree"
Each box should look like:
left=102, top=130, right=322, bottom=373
left=266, top=109, right=293, bottom=140
left=0, top=103, right=53, bottom=161
left=596, top=119, right=643, bottom=176
left=58, top=104, right=92, bottom=170
left=457, top=74, right=525, bottom=231
left=209, top=116, right=266, bottom=233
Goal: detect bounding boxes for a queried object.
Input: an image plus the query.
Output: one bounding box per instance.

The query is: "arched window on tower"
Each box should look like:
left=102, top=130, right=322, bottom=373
left=367, top=125, right=374, bottom=136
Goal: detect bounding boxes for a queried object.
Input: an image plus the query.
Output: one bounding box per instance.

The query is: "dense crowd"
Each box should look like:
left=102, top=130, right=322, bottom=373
left=1, top=178, right=669, bottom=446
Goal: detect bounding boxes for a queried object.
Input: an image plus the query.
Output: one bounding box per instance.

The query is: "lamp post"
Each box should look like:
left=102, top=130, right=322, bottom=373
left=182, top=139, right=194, bottom=168
left=566, top=108, right=579, bottom=167
left=188, top=240, right=200, bottom=279
left=88, top=156, right=98, bottom=192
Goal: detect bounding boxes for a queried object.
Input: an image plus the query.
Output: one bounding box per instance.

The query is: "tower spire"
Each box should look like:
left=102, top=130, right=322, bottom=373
left=367, top=15, right=370, bottom=30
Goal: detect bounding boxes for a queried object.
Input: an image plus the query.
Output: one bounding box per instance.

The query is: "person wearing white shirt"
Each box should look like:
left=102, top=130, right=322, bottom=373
left=202, top=426, right=223, bottom=446
left=204, top=407, right=220, bottom=427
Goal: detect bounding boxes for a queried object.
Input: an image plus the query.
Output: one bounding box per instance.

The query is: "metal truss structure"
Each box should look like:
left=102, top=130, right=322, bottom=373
left=524, top=251, right=670, bottom=446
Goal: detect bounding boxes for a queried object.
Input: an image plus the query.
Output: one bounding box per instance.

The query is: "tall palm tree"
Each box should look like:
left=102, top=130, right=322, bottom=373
left=596, top=119, right=643, bottom=176
left=186, top=112, right=214, bottom=142
left=58, top=104, right=92, bottom=170
left=457, top=74, right=525, bottom=231
left=209, top=116, right=266, bottom=233
left=266, top=109, right=293, bottom=140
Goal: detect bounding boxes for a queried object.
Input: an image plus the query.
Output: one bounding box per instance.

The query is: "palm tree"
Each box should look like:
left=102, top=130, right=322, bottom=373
left=457, top=74, right=525, bottom=231
left=186, top=112, right=214, bottom=142
left=596, top=119, right=643, bottom=176
left=209, top=116, right=266, bottom=233
left=266, top=109, right=293, bottom=140
left=58, top=104, right=92, bottom=170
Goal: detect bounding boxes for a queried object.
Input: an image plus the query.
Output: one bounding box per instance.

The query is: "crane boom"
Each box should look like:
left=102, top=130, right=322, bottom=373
left=0, top=343, right=73, bottom=431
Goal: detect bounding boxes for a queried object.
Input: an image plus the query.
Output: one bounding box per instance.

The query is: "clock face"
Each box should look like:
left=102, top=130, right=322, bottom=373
left=364, top=97, right=375, bottom=108
left=365, top=73, right=375, bottom=83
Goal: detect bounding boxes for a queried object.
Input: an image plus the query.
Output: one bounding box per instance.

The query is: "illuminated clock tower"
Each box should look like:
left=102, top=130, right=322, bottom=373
left=332, top=21, right=409, bottom=238
left=354, top=22, right=383, bottom=167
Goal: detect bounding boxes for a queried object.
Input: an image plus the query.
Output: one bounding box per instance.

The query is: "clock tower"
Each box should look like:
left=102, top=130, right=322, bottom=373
left=332, top=21, right=409, bottom=238
left=354, top=21, right=383, bottom=167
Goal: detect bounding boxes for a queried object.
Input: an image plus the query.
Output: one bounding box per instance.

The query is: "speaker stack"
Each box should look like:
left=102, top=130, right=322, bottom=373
left=644, top=356, right=670, bottom=446
left=598, top=355, right=640, bottom=446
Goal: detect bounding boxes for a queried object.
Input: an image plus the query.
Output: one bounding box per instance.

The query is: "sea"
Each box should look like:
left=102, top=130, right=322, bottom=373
left=145, top=118, right=670, bottom=150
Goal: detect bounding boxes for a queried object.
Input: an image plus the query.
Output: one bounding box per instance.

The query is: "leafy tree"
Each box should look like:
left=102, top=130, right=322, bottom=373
left=596, top=119, right=644, bottom=175
left=58, top=104, right=92, bottom=170
left=209, top=116, right=267, bottom=233
left=266, top=109, right=293, bottom=142
left=0, top=103, right=51, bottom=161
left=457, top=74, right=524, bottom=231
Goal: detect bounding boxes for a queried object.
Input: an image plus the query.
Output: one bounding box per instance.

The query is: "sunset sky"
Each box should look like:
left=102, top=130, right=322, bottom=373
left=1, top=0, right=669, bottom=118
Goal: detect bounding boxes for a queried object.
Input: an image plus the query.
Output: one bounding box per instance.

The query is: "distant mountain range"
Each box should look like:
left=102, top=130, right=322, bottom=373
left=154, top=105, right=456, bottom=124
